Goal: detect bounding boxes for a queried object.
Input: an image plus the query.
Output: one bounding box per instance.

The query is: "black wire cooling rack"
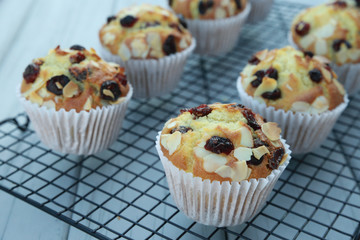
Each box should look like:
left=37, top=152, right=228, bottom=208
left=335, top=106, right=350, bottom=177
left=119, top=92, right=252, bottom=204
left=1, top=1, right=360, bottom=239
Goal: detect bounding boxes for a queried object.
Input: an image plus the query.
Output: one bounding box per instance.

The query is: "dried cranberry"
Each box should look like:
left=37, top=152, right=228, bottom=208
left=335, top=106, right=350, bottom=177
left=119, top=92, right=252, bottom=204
left=242, top=108, right=261, bottom=130
left=266, top=68, right=278, bottom=80
left=247, top=155, right=264, bottom=166
left=332, top=1, right=347, bottom=7
left=267, top=148, right=285, bottom=170
left=235, top=0, right=242, bottom=9
left=46, top=75, right=70, bottom=95
left=170, top=126, right=193, bottom=134
left=169, top=23, right=183, bottom=33
left=207, top=0, right=214, bottom=8
left=23, top=63, right=40, bottom=84
left=115, top=73, right=127, bottom=86
left=324, top=63, right=332, bottom=72
left=177, top=14, right=187, bottom=29
left=100, top=81, right=121, bottom=101
left=262, top=88, right=281, bottom=100
left=251, top=70, right=265, bottom=88
left=181, top=104, right=213, bottom=118
left=70, top=52, right=86, bottom=64
left=356, top=0, right=360, bottom=7
left=254, top=138, right=269, bottom=147
left=309, top=69, right=323, bottom=83
left=205, top=136, right=234, bottom=155
left=304, top=51, right=314, bottom=58
left=295, top=21, right=310, bottom=36
left=69, top=67, right=89, bottom=82
left=169, top=0, right=173, bottom=6
left=107, top=15, right=116, bottom=24
left=198, top=1, right=207, bottom=14
left=248, top=56, right=260, bottom=65
left=332, top=39, right=352, bottom=52
left=70, top=45, right=85, bottom=51
left=163, top=35, right=177, bottom=55
left=120, top=15, right=138, bottom=27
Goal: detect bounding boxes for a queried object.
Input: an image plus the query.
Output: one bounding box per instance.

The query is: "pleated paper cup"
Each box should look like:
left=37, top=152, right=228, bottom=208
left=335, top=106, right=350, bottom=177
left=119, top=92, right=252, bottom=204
left=247, top=0, right=274, bottom=23
left=100, top=39, right=196, bottom=98
left=288, top=32, right=360, bottom=95
left=155, top=132, right=291, bottom=227
left=18, top=85, right=133, bottom=155
left=237, top=77, right=349, bottom=154
left=185, top=3, right=251, bottom=55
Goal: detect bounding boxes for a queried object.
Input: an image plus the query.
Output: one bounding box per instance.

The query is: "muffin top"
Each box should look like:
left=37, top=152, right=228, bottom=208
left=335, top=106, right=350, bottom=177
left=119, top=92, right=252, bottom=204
left=240, top=46, right=345, bottom=113
left=160, top=103, right=287, bottom=182
left=291, top=1, right=360, bottom=65
left=20, top=45, right=130, bottom=112
left=169, top=0, right=247, bottom=19
left=99, top=4, right=193, bottom=61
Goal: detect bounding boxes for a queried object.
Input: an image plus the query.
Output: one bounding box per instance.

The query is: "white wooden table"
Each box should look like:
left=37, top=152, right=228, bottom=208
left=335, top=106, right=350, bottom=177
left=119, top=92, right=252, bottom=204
left=0, top=0, right=327, bottom=239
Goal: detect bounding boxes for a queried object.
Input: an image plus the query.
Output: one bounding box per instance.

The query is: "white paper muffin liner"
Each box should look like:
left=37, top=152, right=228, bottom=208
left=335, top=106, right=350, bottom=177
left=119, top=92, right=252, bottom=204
left=288, top=32, right=360, bottom=95
left=100, top=39, right=196, bottom=98
left=185, top=3, right=251, bottom=55
left=237, top=77, right=349, bottom=154
left=247, top=0, right=274, bottom=23
left=155, top=132, right=291, bottom=227
left=18, top=85, right=133, bottom=155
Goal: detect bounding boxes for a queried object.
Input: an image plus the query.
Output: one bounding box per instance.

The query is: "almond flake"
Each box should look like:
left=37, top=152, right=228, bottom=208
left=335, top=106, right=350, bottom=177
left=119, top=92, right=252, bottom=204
left=240, top=127, right=254, bottom=147
left=214, top=165, right=232, bottom=179
left=234, top=147, right=253, bottom=161
left=261, top=122, right=281, bottom=141
left=203, top=154, right=227, bottom=172
left=252, top=146, right=270, bottom=160
left=161, top=131, right=182, bottom=155
left=63, top=81, right=79, bottom=98
left=166, top=121, right=177, bottom=129
left=231, top=161, right=251, bottom=182
left=118, top=43, right=131, bottom=61
left=291, top=101, right=310, bottom=112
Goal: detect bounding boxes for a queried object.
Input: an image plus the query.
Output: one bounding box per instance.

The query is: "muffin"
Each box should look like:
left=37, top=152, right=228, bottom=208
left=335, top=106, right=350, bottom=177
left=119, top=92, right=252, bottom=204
left=99, top=4, right=195, bottom=98
left=155, top=103, right=291, bottom=226
left=237, top=46, right=348, bottom=153
left=290, top=1, right=360, bottom=94
left=169, top=0, right=251, bottom=55
left=247, top=0, right=274, bottom=23
left=19, top=45, right=133, bottom=155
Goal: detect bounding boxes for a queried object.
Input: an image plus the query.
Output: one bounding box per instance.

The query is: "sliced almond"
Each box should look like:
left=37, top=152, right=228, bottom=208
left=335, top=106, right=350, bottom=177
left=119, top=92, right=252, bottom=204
left=256, top=49, right=269, bottom=61
left=215, top=165, right=232, bottom=179
left=161, top=131, right=182, bottom=155
left=55, top=82, right=63, bottom=90
left=179, top=38, right=189, bottom=49
left=240, top=127, right=254, bottom=147
left=309, top=96, right=329, bottom=114
left=29, top=92, right=43, bottom=105
left=103, top=89, right=115, bottom=100
left=146, top=32, right=161, bottom=51
left=315, top=38, right=327, bottom=55
left=291, top=101, right=310, bottom=112
left=63, top=81, right=79, bottom=98
left=215, top=8, right=226, bottom=19
left=166, top=121, right=177, bottom=129
left=118, top=43, right=131, bottom=61
left=203, top=153, right=227, bottom=172
left=252, top=146, right=270, bottom=160
left=42, top=100, right=55, bottom=109
left=83, top=96, right=93, bottom=111
left=299, top=35, right=315, bottom=49
left=131, top=39, right=149, bottom=58
left=261, top=122, right=281, bottom=141
left=231, top=161, right=251, bottom=182
left=103, top=32, right=116, bottom=45
left=314, top=24, right=335, bottom=38
left=333, top=79, right=345, bottom=95
left=234, top=147, right=253, bottom=161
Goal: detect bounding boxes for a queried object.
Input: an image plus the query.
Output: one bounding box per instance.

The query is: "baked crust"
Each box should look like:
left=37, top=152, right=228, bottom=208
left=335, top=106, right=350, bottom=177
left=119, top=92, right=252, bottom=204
left=160, top=103, right=286, bottom=182
left=99, top=4, right=192, bottom=60
left=21, top=46, right=130, bottom=112
left=291, top=1, right=360, bottom=66
left=170, top=0, right=247, bottom=19
left=240, top=46, right=345, bottom=113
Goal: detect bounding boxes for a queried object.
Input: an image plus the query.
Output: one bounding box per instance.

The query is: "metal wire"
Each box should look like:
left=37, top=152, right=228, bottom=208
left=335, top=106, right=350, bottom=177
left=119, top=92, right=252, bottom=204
left=0, top=1, right=359, bottom=239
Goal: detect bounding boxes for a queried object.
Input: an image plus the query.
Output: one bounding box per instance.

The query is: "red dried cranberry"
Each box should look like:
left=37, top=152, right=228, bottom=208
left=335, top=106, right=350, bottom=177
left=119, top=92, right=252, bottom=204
left=170, top=126, right=193, bottom=134
left=254, top=138, right=269, bottom=147
left=169, top=0, right=173, bottom=6
left=332, top=39, right=352, bottom=52
left=178, top=14, right=187, bottom=29
left=70, top=52, right=86, bottom=64
left=304, top=51, right=314, bottom=58
left=163, top=35, right=177, bottom=55
left=100, top=81, right=121, bottom=101
left=198, top=0, right=213, bottom=14
left=107, top=16, right=116, bottom=24
left=69, top=67, right=89, bottom=82
left=23, top=63, right=40, bottom=84
left=251, top=70, right=265, bottom=88
left=205, top=136, right=234, bottom=155
left=242, top=108, right=261, bottom=130
left=248, top=56, right=261, bottom=65
left=120, top=15, right=138, bottom=27
left=115, top=73, right=127, bottom=86
left=262, top=88, right=281, bottom=100
left=295, top=21, right=310, bottom=36
left=46, top=75, right=70, bottom=95
left=181, top=104, right=213, bottom=118
left=267, top=148, right=284, bottom=170
left=309, top=69, right=323, bottom=83
left=70, top=45, right=85, bottom=51
left=266, top=68, right=278, bottom=80
left=207, top=0, right=214, bottom=8
left=235, top=0, right=242, bottom=9
left=324, top=63, right=332, bottom=72
left=332, top=1, right=347, bottom=7
left=247, top=155, right=264, bottom=166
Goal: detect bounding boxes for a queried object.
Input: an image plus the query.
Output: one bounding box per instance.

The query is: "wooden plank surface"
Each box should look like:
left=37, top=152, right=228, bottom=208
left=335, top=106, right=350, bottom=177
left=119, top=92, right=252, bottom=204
left=0, top=0, right=326, bottom=239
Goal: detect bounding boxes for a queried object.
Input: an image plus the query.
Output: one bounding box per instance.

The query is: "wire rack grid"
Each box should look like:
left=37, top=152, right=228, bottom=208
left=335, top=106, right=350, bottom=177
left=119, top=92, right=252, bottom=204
left=1, top=1, right=360, bottom=239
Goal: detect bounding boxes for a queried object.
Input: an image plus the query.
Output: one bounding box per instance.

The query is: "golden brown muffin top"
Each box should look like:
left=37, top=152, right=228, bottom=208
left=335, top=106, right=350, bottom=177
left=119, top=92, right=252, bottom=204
left=99, top=4, right=193, bottom=60
left=291, top=1, right=360, bottom=65
left=160, top=103, right=287, bottom=183
left=169, top=0, right=247, bottom=19
left=20, top=45, right=130, bottom=112
left=240, top=46, right=345, bottom=113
